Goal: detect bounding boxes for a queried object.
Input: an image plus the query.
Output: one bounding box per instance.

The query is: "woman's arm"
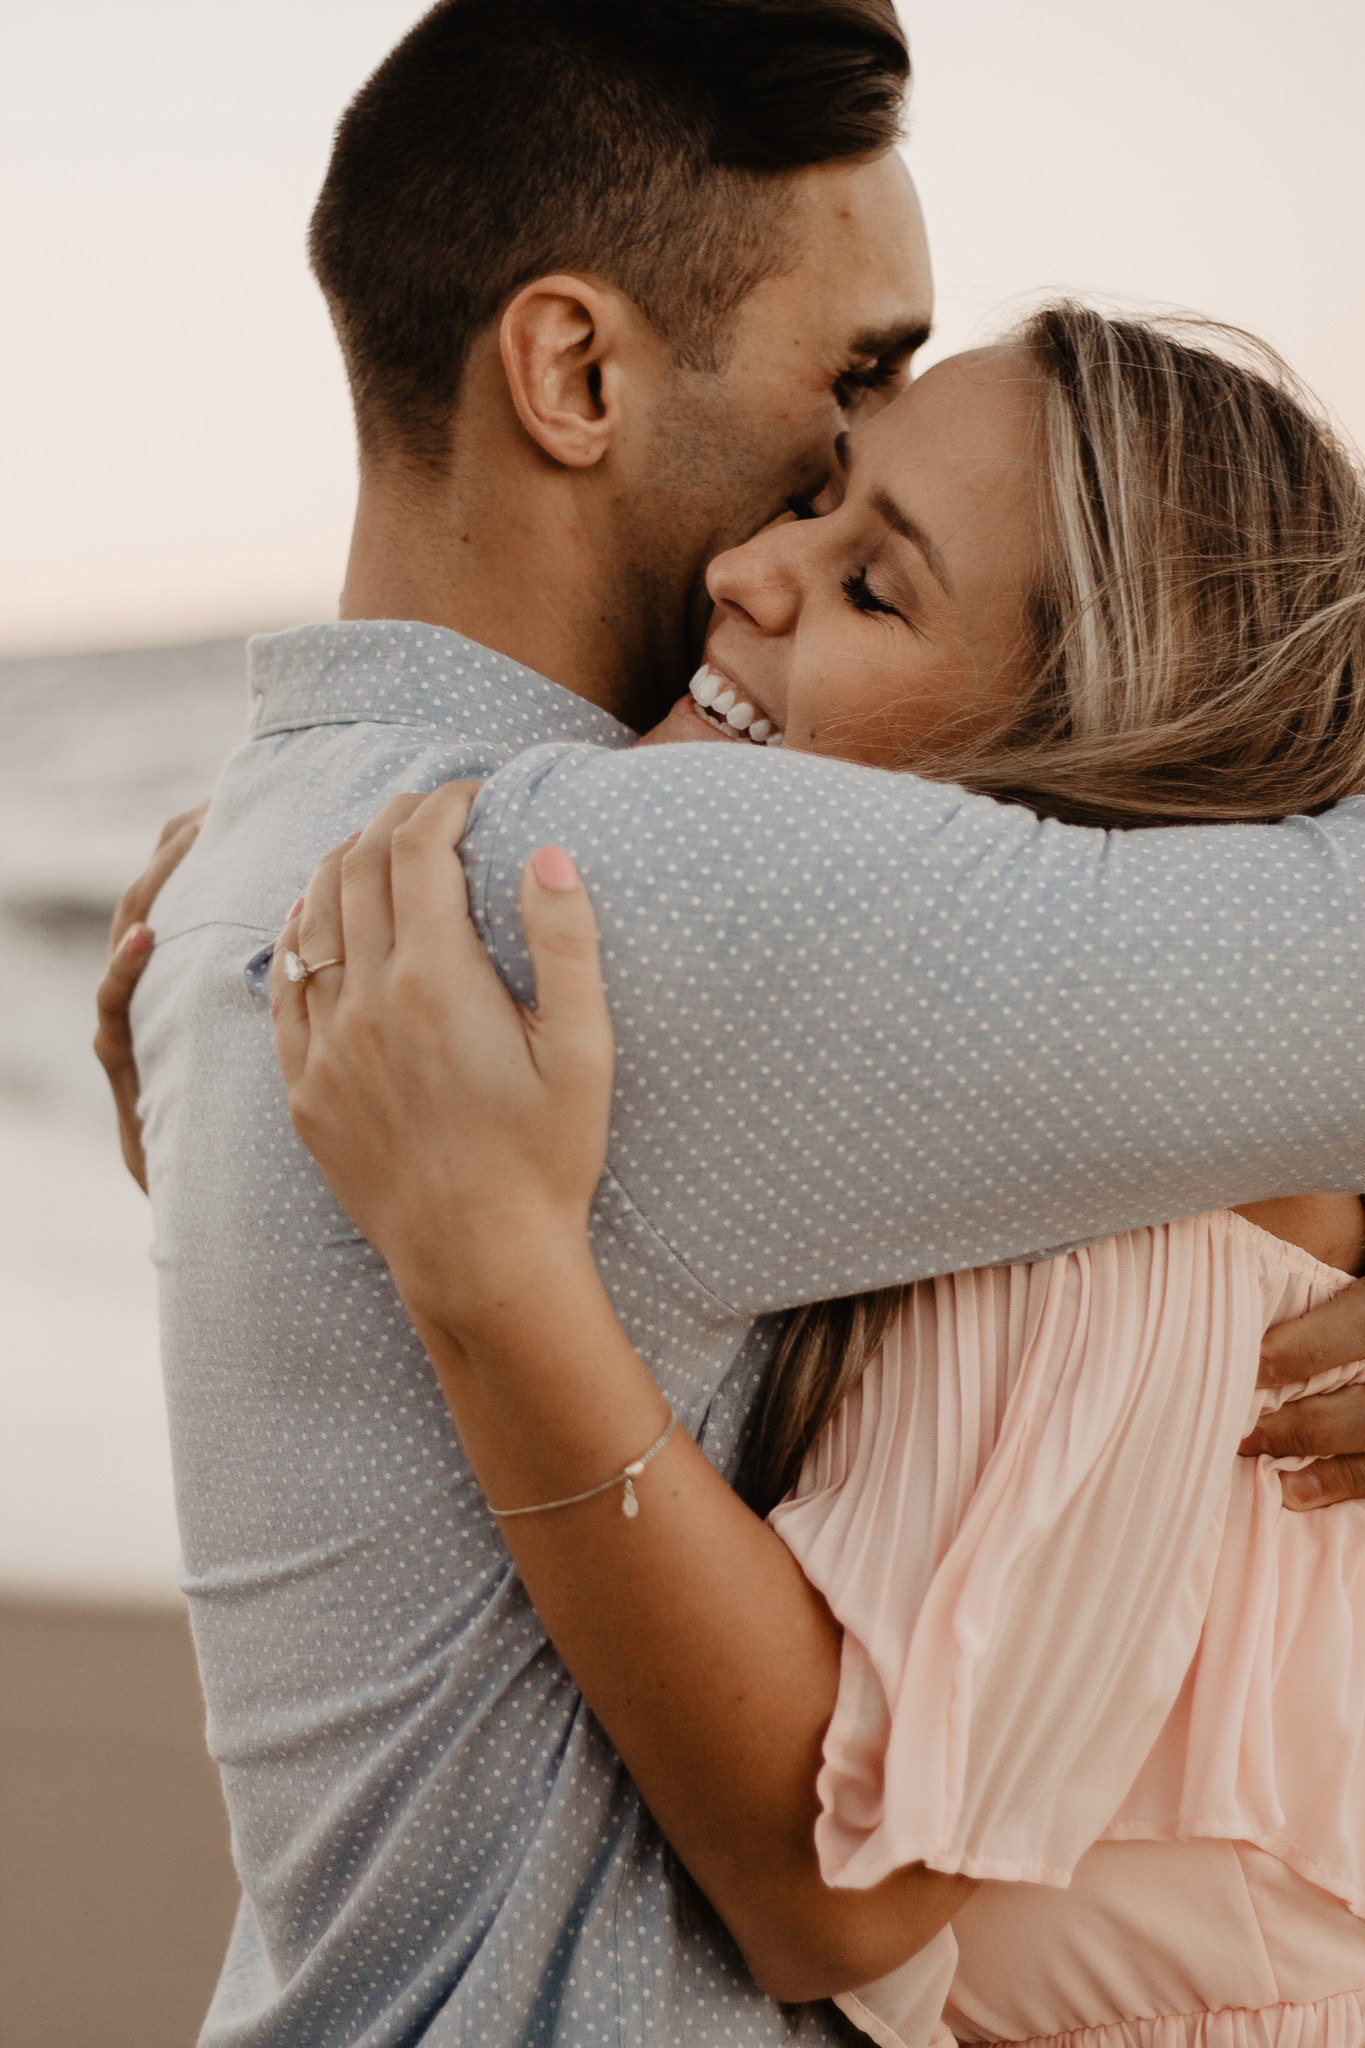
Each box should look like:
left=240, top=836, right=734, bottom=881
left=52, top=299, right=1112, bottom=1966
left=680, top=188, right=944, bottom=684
left=270, top=784, right=973, bottom=2001
left=416, top=1241, right=969, bottom=2000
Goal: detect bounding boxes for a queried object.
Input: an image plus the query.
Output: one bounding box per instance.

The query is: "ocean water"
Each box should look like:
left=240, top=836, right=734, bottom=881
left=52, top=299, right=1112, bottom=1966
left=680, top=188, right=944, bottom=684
left=1, top=636, right=251, bottom=1116
left=0, top=638, right=253, bottom=1602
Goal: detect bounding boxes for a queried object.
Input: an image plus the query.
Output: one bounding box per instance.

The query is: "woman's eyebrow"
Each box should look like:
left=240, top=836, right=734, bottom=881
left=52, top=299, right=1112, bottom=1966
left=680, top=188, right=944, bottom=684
left=869, top=488, right=954, bottom=597
left=835, top=436, right=953, bottom=597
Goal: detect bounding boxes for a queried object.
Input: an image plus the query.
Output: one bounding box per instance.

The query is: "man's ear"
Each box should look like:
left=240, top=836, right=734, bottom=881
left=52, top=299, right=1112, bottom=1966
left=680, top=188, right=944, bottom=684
left=499, top=275, right=636, bottom=469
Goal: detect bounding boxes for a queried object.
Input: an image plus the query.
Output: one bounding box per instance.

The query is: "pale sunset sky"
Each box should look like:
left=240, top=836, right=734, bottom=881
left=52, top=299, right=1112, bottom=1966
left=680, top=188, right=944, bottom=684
left=3, top=0, right=1363, bottom=653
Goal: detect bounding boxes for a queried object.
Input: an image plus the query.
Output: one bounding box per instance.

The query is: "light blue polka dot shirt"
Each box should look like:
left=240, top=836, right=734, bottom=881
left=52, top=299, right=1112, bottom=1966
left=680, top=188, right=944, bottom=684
left=133, top=621, right=1365, bottom=2046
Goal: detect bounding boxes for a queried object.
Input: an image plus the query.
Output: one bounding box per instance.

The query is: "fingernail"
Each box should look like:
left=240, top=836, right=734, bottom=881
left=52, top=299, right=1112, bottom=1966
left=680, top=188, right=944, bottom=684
left=1284, top=1469, right=1324, bottom=1506
left=121, top=926, right=152, bottom=957
left=287, top=897, right=305, bottom=919
left=531, top=847, right=580, bottom=892
left=344, top=831, right=362, bottom=843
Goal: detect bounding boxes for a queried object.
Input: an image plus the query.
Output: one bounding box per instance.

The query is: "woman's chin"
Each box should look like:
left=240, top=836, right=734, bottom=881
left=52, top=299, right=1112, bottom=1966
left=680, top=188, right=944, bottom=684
left=636, top=694, right=747, bottom=748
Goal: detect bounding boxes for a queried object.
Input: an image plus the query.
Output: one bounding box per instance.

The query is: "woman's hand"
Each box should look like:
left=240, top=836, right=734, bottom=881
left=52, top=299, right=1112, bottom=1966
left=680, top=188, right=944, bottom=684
left=270, top=781, right=613, bottom=1344
left=94, top=801, right=207, bottom=1189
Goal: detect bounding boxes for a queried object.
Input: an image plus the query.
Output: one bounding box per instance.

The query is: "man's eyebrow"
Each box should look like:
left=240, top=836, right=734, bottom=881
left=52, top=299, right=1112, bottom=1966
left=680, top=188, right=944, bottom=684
left=849, top=319, right=933, bottom=364
left=870, top=488, right=954, bottom=596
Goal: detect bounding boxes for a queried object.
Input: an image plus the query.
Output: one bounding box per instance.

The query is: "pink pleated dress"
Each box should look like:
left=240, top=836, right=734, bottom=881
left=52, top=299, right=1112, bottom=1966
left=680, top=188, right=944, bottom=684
left=769, top=1213, right=1365, bottom=2048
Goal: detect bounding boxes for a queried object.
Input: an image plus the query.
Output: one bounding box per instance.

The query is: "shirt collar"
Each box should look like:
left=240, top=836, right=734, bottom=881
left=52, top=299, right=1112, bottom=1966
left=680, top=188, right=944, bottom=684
left=247, top=619, right=636, bottom=753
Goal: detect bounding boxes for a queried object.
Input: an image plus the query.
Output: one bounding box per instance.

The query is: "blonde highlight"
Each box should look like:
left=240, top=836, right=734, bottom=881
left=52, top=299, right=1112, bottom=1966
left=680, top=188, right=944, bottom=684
left=928, top=305, right=1365, bottom=827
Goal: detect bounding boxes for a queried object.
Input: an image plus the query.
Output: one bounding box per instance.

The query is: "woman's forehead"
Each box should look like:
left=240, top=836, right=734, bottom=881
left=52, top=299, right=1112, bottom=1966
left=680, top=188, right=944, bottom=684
left=849, top=345, right=1042, bottom=594
left=879, top=344, right=1037, bottom=450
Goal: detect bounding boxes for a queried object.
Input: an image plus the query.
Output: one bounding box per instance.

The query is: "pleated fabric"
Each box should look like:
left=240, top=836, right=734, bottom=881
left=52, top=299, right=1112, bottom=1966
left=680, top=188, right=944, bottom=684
left=768, top=1213, right=1365, bottom=2047
left=991, top=1993, right=1365, bottom=2048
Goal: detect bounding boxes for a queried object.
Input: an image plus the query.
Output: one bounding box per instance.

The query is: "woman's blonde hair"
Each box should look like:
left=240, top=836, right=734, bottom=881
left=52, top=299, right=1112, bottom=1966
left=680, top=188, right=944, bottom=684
left=745, top=301, right=1365, bottom=1514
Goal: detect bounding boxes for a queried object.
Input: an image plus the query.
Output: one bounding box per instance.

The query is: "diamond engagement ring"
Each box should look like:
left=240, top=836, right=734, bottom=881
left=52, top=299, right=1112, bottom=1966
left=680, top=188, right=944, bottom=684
left=283, top=950, right=345, bottom=985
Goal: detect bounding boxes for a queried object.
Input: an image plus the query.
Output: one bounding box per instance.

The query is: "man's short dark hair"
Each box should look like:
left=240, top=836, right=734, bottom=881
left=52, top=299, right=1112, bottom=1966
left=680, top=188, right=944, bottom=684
left=309, top=0, right=909, bottom=469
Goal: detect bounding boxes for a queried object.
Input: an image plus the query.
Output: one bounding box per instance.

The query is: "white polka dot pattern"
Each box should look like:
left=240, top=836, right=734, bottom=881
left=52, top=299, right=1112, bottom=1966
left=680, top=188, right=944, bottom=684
left=131, top=622, right=1365, bottom=2047
left=468, top=737, right=1365, bottom=1310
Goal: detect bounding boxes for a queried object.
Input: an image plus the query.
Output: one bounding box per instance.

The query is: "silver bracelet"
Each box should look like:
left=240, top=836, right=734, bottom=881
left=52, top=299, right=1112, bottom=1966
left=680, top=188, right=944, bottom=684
left=490, top=1413, right=677, bottom=1521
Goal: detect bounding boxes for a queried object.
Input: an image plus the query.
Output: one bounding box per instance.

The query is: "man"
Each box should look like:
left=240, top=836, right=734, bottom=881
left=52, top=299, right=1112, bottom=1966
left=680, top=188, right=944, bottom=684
left=97, top=2, right=1365, bottom=2043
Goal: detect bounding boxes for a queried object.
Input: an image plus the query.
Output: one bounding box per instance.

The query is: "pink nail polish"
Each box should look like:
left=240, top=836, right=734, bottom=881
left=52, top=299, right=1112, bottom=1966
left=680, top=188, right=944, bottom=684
left=122, top=926, right=152, bottom=957
left=531, top=847, right=580, bottom=892
left=287, top=897, right=305, bottom=919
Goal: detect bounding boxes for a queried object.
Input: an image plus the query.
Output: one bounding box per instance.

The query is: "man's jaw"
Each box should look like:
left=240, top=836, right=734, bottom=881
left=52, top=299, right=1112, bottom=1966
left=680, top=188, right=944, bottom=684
left=687, top=665, right=784, bottom=745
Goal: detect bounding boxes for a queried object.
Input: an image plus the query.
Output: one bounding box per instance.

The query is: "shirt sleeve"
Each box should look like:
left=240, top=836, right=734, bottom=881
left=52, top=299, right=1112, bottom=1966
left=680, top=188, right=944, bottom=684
left=461, top=739, right=1365, bottom=1314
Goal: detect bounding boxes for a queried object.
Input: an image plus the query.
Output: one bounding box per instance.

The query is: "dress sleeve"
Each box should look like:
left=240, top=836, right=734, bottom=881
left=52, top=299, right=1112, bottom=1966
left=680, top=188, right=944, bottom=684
left=1102, top=1215, right=1365, bottom=1918
left=463, top=738, right=1365, bottom=1315
left=770, top=1215, right=1268, bottom=1891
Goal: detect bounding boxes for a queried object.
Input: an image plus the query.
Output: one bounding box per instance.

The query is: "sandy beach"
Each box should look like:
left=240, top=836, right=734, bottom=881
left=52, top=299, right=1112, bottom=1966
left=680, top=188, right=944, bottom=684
left=0, top=1598, right=239, bottom=2047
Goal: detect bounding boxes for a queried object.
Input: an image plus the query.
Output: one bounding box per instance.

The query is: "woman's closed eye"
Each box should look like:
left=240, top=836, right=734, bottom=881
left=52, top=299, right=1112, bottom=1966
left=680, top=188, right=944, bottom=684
left=842, top=567, right=904, bottom=620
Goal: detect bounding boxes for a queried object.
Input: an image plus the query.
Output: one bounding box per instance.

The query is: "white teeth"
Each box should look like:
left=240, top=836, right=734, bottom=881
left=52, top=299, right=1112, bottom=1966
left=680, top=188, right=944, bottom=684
left=688, top=665, right=784, bottom=745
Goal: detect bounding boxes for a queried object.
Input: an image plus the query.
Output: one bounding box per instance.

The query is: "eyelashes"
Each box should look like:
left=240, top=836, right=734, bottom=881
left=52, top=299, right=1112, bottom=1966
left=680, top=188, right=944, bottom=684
left=833, top=362, right=898, bottom=409
left=842, top=567, right=903, bottom=620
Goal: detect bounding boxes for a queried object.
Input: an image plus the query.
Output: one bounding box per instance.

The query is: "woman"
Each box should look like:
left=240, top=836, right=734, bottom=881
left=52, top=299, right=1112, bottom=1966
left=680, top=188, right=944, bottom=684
left=271, top=306, right=1365, bottom=2045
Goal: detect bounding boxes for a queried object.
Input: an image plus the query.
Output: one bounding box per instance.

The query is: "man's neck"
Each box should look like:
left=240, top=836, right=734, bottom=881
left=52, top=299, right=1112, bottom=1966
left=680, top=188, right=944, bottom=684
left=339, top=455, right=682, bottom=734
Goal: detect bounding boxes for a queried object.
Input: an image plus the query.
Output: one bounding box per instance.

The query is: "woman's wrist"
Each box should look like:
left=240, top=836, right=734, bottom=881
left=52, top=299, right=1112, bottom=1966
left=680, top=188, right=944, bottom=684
left=394, top=1215, right=605, bottom=1367
left=405, top=1238, right=674, bottom=1523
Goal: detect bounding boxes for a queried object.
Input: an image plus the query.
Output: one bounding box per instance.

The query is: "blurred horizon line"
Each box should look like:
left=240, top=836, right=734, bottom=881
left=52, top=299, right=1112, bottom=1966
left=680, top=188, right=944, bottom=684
left=0, top=618, right=305, bottom=665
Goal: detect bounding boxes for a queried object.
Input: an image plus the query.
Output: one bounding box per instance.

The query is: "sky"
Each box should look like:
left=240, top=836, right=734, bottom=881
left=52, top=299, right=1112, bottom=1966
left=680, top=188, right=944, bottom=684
left=3, top=0, right=1363, bottom=654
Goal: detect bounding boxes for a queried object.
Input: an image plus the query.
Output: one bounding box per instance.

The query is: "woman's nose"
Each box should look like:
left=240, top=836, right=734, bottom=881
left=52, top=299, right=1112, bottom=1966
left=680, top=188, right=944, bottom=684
left=706, top=522, right=804, bottom=639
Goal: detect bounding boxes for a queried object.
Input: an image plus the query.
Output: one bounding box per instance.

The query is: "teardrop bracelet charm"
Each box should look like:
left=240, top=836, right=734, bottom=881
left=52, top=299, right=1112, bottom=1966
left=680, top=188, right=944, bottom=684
left=621, top=1452, right=648, bottom=1517
left=489, top=1414, right=677, bottom=1522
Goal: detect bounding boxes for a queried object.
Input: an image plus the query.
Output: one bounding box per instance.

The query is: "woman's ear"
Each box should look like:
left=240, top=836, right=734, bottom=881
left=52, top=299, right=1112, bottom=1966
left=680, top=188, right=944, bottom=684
left=499, top=275, right=628, bottom=469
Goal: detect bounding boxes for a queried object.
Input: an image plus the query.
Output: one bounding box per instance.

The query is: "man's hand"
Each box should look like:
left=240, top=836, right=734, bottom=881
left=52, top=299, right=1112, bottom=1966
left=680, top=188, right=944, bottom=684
left=1240, top=1276, right=1365, bottom=1510
left=93, top=802, right=207, bottom=1191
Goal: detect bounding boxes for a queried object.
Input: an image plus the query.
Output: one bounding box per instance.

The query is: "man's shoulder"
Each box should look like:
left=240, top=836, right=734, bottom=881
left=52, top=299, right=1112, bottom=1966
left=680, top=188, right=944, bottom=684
left=247, top=619, right=634, bottom=760
left=148, top=718, right=502, bottom=942
left=149, top=610, right=636, bottom=942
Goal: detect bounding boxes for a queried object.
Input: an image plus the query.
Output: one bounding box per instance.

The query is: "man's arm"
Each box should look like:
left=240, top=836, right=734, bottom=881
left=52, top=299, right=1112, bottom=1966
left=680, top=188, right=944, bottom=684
left=464, top=741, right=1365, bottom=1304
left=97, top=764, right=1365, bottom=1501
